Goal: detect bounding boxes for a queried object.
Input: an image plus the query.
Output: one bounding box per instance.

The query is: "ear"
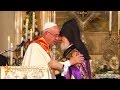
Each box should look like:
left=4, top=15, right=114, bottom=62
left=71, top=51, right=77, bottom=57
left=71, top=49, right=79, bottom=57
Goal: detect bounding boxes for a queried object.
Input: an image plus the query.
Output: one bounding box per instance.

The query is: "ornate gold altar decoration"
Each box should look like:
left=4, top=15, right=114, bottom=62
left=0, top=66, right=49, bottom=79
left=109, top=56, right=119, bottom=71
left=100, top=35, right=119, bottom=74
left=90, top=34, right=119, bottom=76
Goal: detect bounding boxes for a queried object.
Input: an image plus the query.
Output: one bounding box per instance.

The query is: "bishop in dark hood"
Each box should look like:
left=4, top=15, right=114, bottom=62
left=60, top=18, right=91, bottom=78
left=60, top=18, right=91, bottom=61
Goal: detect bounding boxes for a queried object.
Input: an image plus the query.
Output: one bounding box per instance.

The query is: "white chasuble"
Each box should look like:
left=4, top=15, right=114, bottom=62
left=22, top=43, right=56, bottom=79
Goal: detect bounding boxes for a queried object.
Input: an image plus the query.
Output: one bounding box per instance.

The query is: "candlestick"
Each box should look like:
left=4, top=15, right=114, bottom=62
left=109, top=11, right=112, bottom=32
left=21, top=37, right=24, bottom=58
left=53, top=11, right=56, bottom=23
left=26, top=18, right=29, bottom=41
left=30, top=29, right=33, bottom=41
left=8, top=36, right=10, bottom=57
left=32, top=12, right=35, bottom=33
left=10, top=43, right=13, bottom=66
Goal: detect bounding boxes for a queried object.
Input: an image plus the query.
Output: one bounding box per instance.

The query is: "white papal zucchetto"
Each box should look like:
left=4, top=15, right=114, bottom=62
left=43, top=22, right=57, bottom=31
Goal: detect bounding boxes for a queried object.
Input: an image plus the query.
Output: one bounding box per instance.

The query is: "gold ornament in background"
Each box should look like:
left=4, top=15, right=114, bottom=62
left=4, top=64, right=11, bottom=76
left=109, top=56, right=119, bottom=70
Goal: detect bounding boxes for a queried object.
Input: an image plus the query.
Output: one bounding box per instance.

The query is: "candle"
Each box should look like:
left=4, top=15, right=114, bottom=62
left=42, top=11, right=45, bottom=30
left=109, top=11, right=112, bottom=32
left=53, top=11, right=56, bottom=23
left=89, top=59, right=93, bottom=73
left=16, top=28, right=19, bottom=45
left=21, top=37, right=24, bottom=58
left=20, top=11, right=23, bottom=39
left=26, top=18, right=29, bottom=41
left=8, top=36, right=10, bottom=57
left=30, top=29, right=33, bottom=41
left=32, top=12, right=35, bottom=33
left=118, top=11, right=120, bottom=33
left=10, top=43, right=13, bottom=66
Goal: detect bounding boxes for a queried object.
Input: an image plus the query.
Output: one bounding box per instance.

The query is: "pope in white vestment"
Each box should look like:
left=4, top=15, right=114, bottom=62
left=22, top=22, right=60, bottom=79
left=22, top=22, right=72, bottom=79
left=22, top=36, right=56, bottom=79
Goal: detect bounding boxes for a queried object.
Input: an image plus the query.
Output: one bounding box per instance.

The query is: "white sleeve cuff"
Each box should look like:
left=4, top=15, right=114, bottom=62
left=61, top=60, right=71, bottom=76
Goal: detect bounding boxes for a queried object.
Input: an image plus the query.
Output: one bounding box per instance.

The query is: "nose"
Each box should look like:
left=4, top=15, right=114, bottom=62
left=56, top=36, right=62, bottom=42
left=55, top=36, right=59, bottom=41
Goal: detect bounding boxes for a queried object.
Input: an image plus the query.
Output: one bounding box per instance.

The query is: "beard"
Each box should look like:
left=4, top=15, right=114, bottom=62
left=60, top=43, right=69, bottom=51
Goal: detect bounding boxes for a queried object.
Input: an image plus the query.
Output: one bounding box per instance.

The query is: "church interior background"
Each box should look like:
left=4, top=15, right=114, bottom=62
left=0, top=11, right=120, bottom=79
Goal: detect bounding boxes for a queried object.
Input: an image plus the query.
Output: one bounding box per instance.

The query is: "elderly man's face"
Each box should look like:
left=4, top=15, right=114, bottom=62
left=46, top=26, right=60, bottom=46
left=60, top=36, right=70, bottom=51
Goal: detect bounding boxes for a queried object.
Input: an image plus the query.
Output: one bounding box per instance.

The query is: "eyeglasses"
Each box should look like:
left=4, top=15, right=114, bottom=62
left=47, top=31, right=59, bottom=38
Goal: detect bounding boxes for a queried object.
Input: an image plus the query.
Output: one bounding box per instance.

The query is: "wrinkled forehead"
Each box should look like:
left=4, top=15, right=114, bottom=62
left=55, top=35, right=67, bottom=42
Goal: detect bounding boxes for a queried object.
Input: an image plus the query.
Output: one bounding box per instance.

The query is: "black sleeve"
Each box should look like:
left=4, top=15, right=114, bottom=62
left=0, top=55, right=9, bottom=66
left=55, top=73, right=66, bottom=79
